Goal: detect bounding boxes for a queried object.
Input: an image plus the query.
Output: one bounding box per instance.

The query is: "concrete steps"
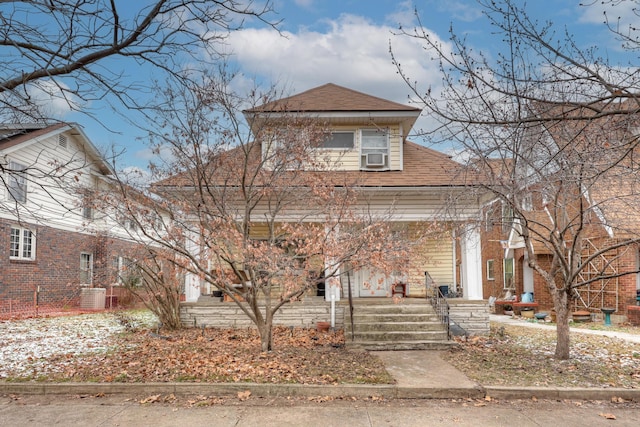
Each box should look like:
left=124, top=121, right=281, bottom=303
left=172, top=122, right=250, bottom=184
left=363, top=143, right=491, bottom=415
left=344, top=302, right=454, bottom=351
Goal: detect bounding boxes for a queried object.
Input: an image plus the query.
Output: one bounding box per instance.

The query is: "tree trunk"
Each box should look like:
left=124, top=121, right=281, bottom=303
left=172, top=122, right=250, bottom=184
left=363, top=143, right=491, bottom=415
left=257, top=316, right=273, bottom=352
left=552, top=289, right=571, bottom=360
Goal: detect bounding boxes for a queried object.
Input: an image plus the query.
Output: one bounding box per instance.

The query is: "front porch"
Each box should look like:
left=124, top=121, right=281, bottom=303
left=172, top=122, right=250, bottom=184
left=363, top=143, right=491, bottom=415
left=180, top=296, right=490, bottom=345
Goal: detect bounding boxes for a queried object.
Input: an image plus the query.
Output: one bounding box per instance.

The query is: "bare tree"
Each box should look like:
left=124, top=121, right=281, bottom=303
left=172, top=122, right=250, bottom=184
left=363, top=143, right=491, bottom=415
left=393, top=0, right=640, bottom=359
left=106, top=74, right=417, bottom=351
left=0, top=0, right=277, bottom=225
left=0, top=0, right=276, bottom=122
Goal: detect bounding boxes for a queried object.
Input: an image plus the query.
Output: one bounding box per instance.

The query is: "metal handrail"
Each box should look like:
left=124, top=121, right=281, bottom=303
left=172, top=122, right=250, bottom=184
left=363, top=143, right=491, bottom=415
left=426, top=272, right=450, bottom=340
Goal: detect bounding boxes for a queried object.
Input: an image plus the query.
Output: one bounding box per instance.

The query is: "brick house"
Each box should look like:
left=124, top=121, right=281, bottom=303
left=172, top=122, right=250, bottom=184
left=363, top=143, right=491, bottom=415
left=0, top=123, right=144, bottom=314
left=479, top=105, right=640, bottom=323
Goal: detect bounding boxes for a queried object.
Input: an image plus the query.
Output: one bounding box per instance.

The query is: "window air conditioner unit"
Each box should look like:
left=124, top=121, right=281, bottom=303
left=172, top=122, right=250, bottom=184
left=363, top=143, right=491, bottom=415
left=365, top=152, right=386, bottom=167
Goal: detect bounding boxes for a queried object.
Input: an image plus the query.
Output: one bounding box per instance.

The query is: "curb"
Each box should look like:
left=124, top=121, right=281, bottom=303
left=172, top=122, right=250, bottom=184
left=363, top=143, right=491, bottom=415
left=2, top=382, right=637, bottom=401
left=484, top=386, right=640, bottom=402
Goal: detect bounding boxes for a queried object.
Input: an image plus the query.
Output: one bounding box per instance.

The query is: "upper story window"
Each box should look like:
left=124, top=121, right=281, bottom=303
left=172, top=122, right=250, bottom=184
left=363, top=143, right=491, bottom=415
left=323, top=131, right=355, bottom=149
left=82, top=206, right=94, bottom=221
left=521, top=193, right=533, bottom=211
left=360, top=129, right=390, bottom=170
left=501, top=201, right=514, bottom=232
left=7, top=161, right=27, bottom=203
left=10, top=226, right=35, bottom=260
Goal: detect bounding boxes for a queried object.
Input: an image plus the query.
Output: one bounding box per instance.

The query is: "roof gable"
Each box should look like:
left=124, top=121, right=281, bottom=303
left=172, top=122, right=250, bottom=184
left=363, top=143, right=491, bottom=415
left=0, top=122, right=113, bottom=176
left=246, top=83, right=421, bottom=113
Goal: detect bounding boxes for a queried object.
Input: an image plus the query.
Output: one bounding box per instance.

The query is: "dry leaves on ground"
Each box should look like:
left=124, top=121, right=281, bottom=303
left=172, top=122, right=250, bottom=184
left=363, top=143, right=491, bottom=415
left=448, top=324, right=640, bottom=389
left=1, top=314, right=393, bottom=385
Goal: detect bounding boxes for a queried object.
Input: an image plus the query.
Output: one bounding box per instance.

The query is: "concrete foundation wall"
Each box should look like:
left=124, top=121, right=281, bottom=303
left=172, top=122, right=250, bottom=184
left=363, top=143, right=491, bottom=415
left=181, top=298, right=344, bottom=329
left=448, top=299, right=490, bottom=336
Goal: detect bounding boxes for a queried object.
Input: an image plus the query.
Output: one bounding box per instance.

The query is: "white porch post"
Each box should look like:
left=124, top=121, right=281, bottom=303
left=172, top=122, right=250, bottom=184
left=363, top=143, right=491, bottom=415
left=324, top=224, right=341, bottom=303
left=184, top=230, right=202, bottom=302
left=460, top=225, right=483, bottom=300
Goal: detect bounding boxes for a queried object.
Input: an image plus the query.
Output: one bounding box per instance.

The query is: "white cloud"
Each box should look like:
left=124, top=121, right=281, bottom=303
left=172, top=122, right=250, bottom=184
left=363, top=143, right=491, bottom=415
left=26, top=79, right=81, bottom=118
left=384, top=0, right=418, bottom=28
left=578, top=0, right=638, bottom=29
left=226, top=13, right=447, bottom=106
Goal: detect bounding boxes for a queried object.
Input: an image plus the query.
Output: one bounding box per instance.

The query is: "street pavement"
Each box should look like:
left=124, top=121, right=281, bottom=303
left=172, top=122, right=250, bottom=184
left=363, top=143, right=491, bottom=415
left=0, top=314, right=638, bottom=426
left=0, top=393, right=639, bottom=427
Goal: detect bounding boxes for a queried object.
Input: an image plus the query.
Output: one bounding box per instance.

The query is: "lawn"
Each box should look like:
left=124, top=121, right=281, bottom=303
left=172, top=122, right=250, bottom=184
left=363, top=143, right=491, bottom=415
left=1, top=310, right=638, bottom=388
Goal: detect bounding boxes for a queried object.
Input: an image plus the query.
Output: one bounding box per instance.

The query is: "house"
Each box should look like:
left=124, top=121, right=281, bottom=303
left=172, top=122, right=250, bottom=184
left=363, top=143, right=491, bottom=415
left=480, top=103, right=640, bottom=324
left=0, top=123, right=144, bottom=315
left=162, top=83, right=490, bottom=336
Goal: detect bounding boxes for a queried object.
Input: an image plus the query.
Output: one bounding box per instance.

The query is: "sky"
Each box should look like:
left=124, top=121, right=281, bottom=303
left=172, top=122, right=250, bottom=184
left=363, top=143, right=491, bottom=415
left=56, top=0, right=636, bottom=173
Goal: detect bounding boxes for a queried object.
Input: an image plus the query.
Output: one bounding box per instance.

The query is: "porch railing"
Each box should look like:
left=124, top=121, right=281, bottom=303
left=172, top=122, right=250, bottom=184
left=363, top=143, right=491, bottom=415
left=426, top=273, right=450, bottom=340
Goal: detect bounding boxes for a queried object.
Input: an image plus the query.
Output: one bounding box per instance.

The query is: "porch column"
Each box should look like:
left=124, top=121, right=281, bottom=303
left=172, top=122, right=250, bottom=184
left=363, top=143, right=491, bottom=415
left=460, top=225, right=483, bottom=300
left=184, top=229, right=202, bottom=302
left=324, top=224, right=341, bottom=301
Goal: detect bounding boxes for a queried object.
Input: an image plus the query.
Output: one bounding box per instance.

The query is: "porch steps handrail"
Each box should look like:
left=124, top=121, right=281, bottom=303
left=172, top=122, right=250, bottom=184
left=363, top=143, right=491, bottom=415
left=428, top=275, right=451, bottom=340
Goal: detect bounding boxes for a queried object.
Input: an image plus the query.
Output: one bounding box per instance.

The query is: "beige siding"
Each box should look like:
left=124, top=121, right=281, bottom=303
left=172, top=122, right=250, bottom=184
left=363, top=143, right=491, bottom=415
left=405, top=224, right=454, bottom=297
left=315, top=124, right=403, bottom=171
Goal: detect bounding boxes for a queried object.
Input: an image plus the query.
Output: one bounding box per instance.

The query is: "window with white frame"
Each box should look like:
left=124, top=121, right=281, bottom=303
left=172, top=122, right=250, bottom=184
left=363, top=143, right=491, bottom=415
left=323, top=131, right=355, bottom=149
left=360, top=129, right=390, bottom=170
left=10, top=226, right=35, bottom=260
left=82, top=206, right=93, bottom=220
left=503, top=258, right=514, bottom=289
left=521, top=193, right=533, bottom=211
left=485, top=205, right=496, bottom=231
left=501, top=201, right=514, bottom=232
left=486, top=259, right=495, bottom=280
left=7, top=161, right=27, bottom=203
left=80, top=253, right=93, bottom=285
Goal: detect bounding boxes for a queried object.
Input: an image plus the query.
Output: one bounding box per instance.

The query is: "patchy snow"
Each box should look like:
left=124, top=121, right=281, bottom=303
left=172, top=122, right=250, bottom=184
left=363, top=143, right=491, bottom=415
left=0, top=311, right=157, bottom=378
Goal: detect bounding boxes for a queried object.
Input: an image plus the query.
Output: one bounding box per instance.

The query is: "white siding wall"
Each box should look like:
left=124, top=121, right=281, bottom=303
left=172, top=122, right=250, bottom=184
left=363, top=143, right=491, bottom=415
left=0, top=129, right=129, bottom=239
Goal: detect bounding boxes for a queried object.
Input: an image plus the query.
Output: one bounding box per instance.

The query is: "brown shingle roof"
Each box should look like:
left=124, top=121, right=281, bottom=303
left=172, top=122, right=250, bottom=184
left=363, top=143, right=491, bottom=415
left=155, top=140, right=473, bottom=189
left=0, top=123, right=67, bottom=150
left=245, top=83, right=421, bottom=113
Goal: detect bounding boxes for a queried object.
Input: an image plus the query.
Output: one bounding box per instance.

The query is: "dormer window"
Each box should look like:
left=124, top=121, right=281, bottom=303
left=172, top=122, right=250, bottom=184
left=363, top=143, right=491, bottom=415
left=323, top=131, right=354, bottom=149
left=360, top=129, right=389, bottom=170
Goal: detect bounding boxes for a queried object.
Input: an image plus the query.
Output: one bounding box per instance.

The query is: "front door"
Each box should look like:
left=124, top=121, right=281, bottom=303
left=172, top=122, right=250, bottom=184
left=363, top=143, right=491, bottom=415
left=357, top=268, right=389, bottom=297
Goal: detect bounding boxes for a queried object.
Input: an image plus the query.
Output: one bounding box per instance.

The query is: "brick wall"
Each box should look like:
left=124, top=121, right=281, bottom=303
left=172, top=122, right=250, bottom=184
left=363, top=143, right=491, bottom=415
left=0, top=219, right=140, bottom=312
left=628, top=305, right=640, bottom=326
left=527, top=243, right=639, bottom=319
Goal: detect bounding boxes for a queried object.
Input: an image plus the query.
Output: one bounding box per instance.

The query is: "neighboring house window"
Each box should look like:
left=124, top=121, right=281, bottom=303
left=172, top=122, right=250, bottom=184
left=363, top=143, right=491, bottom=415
left=323, top=131, right=354, bottom=149
left=10, top=227, right=35, bottom=260
left=501, top=202, right=514, bottom=232
left=82, top=206, right=93, bottom=220
left=521, top=193, right=533, bottom=211
left=485, top=205, right=495, bottom=231
left=486, top=259, right=495, bottom=280
left=80, top=253, right=93, bottom=285
left=503, top=258, right=514, bottom=289
left=360, top=129, right=389, bottom=170
left=7, top=161, right=27, bottom=203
